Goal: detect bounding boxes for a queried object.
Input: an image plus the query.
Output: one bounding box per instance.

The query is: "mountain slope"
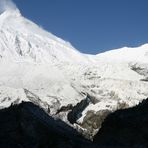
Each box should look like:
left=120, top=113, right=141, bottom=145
left=0, top=9, right=88, bottom=63
left=96, top=44, right=148, bottom=63
left=0, top=7, right=148, bottom=138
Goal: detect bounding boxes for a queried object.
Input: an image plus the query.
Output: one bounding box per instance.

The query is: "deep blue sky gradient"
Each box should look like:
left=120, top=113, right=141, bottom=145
left=13, top=0, right=148, bottom=54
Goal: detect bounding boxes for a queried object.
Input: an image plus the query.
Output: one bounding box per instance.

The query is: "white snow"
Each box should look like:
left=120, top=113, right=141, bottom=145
left=95, top=44, right=148, bottom=63
left=0, top=9, right=89, bottom=64
left=0, top=7, right=148, bottom=129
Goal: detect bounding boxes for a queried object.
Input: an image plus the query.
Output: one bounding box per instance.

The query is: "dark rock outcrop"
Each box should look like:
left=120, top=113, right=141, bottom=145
left=67, top=96, right=90, bottom=124
left=0, top=101, right=97, bottom=148
left=94, top=98, right=148, bottom=148
left=56, top=104, right=73, bottom=114
left=2, top=97, right=148, bottom=148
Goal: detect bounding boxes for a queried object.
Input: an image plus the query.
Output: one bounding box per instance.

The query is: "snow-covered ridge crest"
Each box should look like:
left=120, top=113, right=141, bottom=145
left=96, top=44, right=148, bottom=63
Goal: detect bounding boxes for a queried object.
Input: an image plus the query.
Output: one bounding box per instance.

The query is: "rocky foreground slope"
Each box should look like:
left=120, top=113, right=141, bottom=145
left=1, top=99, right=148, bottom=148
left=0, top=1, right=148, bottom=139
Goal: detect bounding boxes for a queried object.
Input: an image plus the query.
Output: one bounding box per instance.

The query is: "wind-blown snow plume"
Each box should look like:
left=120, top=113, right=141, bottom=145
left=0, top=0, right=17, bottom=13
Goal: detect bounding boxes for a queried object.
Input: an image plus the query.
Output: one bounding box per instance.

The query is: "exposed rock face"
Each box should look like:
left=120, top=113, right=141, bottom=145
left=94, top=98, right=148, bottom=147
left=80, top=110, right=111, bottom=138
left=0, top=102, right=97, bottom=148
left=130, top=63, right=148, bottom=77
left=56, top=104, right=73, bottom=114
left=77, top=99, right=129, bottom=139
left=68, top=96, right=91, bottom=124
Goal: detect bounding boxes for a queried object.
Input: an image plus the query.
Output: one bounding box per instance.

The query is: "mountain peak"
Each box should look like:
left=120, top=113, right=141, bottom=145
left=0, top=0, right=19, bottom=13
left=0, top=2, right=88, bottom=64
left=0, top=8, right=21, bottom=17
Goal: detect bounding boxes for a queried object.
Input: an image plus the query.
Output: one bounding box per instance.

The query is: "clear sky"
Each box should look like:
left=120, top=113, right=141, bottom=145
left=13, top=0, right=148, bottom=54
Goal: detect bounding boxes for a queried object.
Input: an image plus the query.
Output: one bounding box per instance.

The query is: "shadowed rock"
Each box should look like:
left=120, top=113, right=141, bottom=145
left=0, top=101, right=97, bottom=148
left=94, top=98, right=148, bottom=148
left=68, top=96, right=90, bottom=124
left=2, top=97, right=148, bottom=147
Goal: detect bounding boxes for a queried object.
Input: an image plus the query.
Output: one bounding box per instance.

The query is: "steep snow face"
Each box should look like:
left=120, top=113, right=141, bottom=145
left=0, top=9, right=88, bottom=114
left=0, top=9, right=88, bottom=64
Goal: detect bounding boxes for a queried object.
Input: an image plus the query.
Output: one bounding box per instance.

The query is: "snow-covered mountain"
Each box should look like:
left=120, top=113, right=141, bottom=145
left=0, top=6, right=148, bottom=138
left=0, top=8, right=89, bottom=63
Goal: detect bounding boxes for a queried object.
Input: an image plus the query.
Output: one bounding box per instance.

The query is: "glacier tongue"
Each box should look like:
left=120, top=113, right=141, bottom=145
left=0, top=7, right=148, bottom=138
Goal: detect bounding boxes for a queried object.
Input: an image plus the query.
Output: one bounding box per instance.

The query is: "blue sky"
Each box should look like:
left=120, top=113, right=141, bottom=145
left=13, top=0, right=148, bottom=54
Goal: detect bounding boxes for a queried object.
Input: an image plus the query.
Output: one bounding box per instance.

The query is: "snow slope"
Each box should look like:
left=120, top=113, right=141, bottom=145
left=0, top=8, right=88, bottom=112
left=96, top=44, right=148, bottom=63
left=0, top=9, right=89, bottom=64
left=0, top=6, right=148, bottom=137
